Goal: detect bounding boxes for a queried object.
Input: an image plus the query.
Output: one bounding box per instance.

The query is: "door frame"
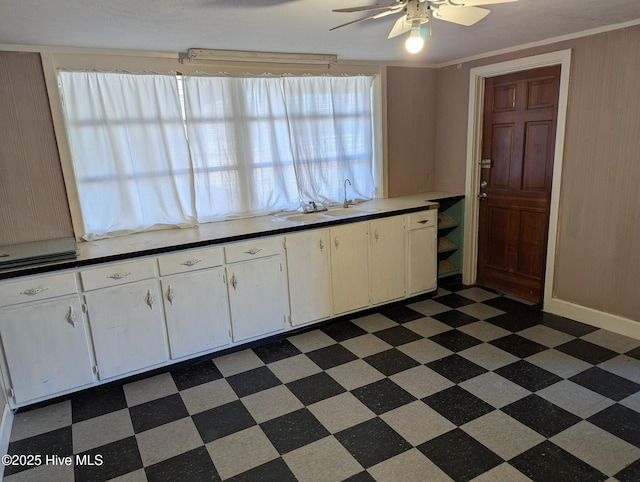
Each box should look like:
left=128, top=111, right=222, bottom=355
left=462, top=49, right=572, bottom=307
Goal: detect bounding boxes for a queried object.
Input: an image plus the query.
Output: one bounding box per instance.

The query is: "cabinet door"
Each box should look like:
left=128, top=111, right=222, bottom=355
left=331, top=222, right=370, bottom=315
left=286, top=230, right=332, bottom=326
left=408, top=225, right=437, bottom=296
left=161, top=268, right=231, bottom=359
left=0, top=296, right=94, bottom=404
left=370, top=216, right=406, bottom=305
left=227, top=257, right=287, bottom=342
left=84, top=280, right=168, bottom=379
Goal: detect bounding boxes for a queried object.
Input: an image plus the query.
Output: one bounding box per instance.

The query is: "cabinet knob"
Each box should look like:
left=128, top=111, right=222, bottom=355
left=334, top=237, right=339, bottom=248
left=180, top=259, right=201, bottom=267
left=166, top=285, right=174, bottom=305
left=145, top=290, right=154, bottom=309
left=231, top=274, right=238, bottom=290
left=66, top=305, right=76, bottom=327
left=319, top=239, right=324, bottom=250
left=244, top=248, right=262, bottom=255
left=107, top=272, right=131, bottom=280
left=21, top=287, right=49, bottom=296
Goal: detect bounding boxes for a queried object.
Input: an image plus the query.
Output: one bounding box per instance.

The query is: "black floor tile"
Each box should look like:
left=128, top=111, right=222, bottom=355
left=260, top=408, right=330, bottom=454
left=490, top=334, right=547, bottom=358
left=495, top=360, right=562, bottom=392
left=556, top=339, right=618, bottom=365
left=363, top=348, right=420, bottom=376
left=253, top=339, right=302, bottom=364
left=129, top=393, right=189, bottom=433
left=429, top=330, right=483, bottom=352
left=502, top=394, right=581, bottom=438
left=615, top=456, right=640, bottom=481
left=192, top=400, right=256, bottom=443
left=485, top=311, right=540, bottom=332
left=321, top=320, right=367, bottom=342
left=372, top=325, right=423, bottom=346
left=74, top=436, right=143, bottom=482
left=432, top=309, right=479, bottom=328
left=335, top=417, right=412, bottom=468
left=343, top=471, right=377, bottom=482
left=626, top=346, right=640, bottom=361
left=145, top=446, right=220, bottom=482
left=286, top=372, right=346, bottom=405
left=435, top=293, right=476, bottom=309
left=587, top=404, right=640, bottom=447
left=351, top=378, right=416, bottom=415
left=417, top=428, right=502, bottom=481
left=423, top=386, right=494, bottom=426
left=378, top=305, right=424, bottom=324
left=482, top=296, right=535, bottom=312
left=171, top=360, right=223, bottom=391
left=71, top=384, right=128, bottom=423
left=426, top=354, right=487, bottom=383
left=227, top=458, right=298, bottom=482
left=226, top=366, right=282, bottom=398
left=4, top=427, right=72, bottom=476
left=509, top=441, right=606, bottom=482
left=306, top=344, right=358, bottom=370
left=570, top=367, right=640, bottom=401
left=540, top=313, right=598, bottom=337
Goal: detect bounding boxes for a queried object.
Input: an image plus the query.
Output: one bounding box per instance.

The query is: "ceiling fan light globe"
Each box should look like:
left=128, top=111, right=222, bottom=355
left=405, top=27, right=424, bottom=53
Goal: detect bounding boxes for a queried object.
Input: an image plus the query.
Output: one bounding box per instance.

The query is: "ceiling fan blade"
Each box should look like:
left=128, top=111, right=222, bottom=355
left=387, top=14, right=411, bottom=39
left=454, top=0, right=517, bottom=5
left=330, top=11, right=388, bottom=30
left=333, top=1, right=406, bottom=13
left=434, top=5, right=490, bottom=26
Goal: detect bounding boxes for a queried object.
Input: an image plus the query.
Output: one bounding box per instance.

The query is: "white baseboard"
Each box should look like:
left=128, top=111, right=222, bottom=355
left=545, top=297, right=640, bottom=341
left=0, top=402, right=14, bottom=481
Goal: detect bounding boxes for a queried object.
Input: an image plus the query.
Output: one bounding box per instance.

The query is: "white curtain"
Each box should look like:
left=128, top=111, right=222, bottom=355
left=183, top=75, right=299, bottom=221
left=283, top=76, right=376, bottom=205
left=59, top=72, right=195, bottom=239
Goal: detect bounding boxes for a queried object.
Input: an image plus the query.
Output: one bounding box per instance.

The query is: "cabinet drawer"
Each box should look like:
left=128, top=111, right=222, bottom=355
left=158, top=247, right=223, bottom=276
left=225, top=236, right=282, bottom=264
left=0, top=272, right=78, bottom=307
left=80, top=258, right=156, bottom=291
left=408, top=210, right=437, bottom=230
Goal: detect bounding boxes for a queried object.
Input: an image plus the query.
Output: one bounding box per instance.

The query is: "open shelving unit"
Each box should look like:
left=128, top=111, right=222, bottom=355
left=435, top=195, right=465, bottom=280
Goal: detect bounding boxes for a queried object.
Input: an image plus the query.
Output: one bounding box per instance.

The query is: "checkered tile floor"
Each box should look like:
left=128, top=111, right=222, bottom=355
left=5, top=283, right=640, bottom=481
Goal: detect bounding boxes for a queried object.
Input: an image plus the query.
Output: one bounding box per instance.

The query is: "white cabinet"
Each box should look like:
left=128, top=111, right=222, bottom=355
left=0, top=273, right=94, bottom=405
left=225, top=237, right=288, bottom=342
left=370, top=215, right=406, bottom=305
left=158, top=248, right=231, bottom=359
left=81, top=260, right=168, bottom=380
left=407, top=210, right=438, bottom=296
left=331, top=222, right=370, bottom=315
left=285, top=229, right=332, bottom=326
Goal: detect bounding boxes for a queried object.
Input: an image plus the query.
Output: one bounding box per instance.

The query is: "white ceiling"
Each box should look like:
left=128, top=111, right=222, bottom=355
left=1, top=0, right=640, bottom=64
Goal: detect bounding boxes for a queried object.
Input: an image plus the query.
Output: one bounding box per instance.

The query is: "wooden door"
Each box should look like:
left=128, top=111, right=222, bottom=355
left=477, top=66, right=560, bottom=303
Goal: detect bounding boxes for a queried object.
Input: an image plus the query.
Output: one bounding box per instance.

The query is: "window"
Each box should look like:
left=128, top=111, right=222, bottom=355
left=59, top=71, right=379, bottom=239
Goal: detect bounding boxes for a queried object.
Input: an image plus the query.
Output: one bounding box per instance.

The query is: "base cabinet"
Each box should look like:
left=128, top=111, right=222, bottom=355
left=225, top=238, right=288, bottom=342
left=285, top=230, right=332, bottom=326
left=407, top=211, right=438, bottom=296
left=331, top=223, right=370, bottom=315
left=370, top=215, right=406, bottom=305
left=84, top=279, right=168, bottom=380
left=161, top=268, right=231, bottom=359
left=0, top=296, right=94, bottom=404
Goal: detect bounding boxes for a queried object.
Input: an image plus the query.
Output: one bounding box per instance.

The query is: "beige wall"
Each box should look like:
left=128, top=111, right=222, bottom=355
left=433, top=25, right=640, bottom=321
left=386, top=66, right=437, bottom=196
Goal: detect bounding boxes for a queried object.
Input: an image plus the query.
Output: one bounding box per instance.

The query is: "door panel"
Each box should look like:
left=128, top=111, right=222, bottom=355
left=477, top=65, right=560, bottom=302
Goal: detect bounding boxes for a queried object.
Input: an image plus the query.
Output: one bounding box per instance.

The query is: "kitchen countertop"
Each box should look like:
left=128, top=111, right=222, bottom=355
left=0, top=191, right=463, bottom=280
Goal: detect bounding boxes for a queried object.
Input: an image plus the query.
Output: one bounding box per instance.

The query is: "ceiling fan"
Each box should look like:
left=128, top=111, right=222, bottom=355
left=331, top=0, right=518, bottom=53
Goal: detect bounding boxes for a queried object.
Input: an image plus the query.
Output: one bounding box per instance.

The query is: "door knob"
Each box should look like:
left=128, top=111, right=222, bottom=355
left=480, top=180, right=488, bottom=188
left=478, top=192, right=488, bottom=200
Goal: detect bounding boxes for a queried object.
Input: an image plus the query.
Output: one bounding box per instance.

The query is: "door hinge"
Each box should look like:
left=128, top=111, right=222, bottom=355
left=93, top=365, right=99, bottom=376
left=287, top=314, right=292, bottom=326
left=7, top=387, right=14, bottom=399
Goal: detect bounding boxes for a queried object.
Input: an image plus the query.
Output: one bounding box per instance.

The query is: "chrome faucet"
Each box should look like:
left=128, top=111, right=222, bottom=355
left=343, top=178, right=353, bottom=208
